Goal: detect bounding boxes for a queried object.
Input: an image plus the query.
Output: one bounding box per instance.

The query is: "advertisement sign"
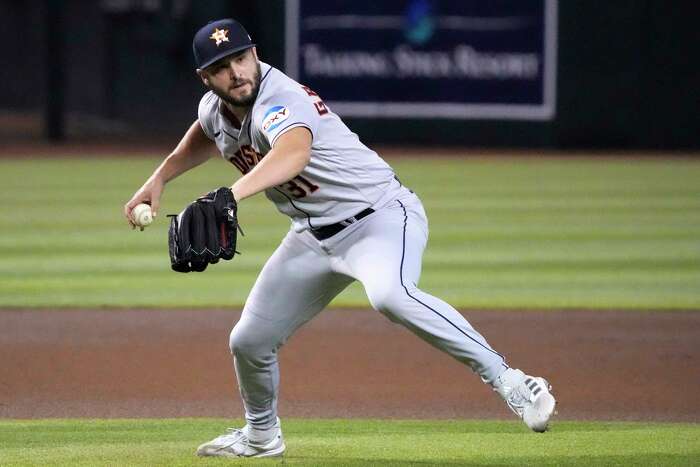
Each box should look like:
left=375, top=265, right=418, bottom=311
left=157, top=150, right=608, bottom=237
left=285, top=0, right=557, bottom=120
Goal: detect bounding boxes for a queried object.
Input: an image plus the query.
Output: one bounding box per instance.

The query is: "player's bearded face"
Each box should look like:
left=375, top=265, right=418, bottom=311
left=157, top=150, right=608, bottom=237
left=205, top=52, right=261, bottom=107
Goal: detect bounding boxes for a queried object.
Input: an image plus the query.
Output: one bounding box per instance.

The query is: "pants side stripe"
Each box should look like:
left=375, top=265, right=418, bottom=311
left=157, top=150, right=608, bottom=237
left=396, top=200, right=507, bottom=366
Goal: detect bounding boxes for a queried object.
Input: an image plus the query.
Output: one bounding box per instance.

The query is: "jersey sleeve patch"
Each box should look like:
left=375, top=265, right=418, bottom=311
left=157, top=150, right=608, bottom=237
left=262, top=106, right=291, bottom=133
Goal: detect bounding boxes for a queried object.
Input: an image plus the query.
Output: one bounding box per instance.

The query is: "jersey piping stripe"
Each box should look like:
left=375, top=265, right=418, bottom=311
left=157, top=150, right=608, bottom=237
left=270, top=122, right=313, bottom=147
left=222, top=128, right=238, bottom=141
left=396, top=199, right=508, bottom=367
left=246, top=112, right=253, bottom=142
left=272, top=187, right=316, bottom=229
left=260, top=66, right=273, bottom=84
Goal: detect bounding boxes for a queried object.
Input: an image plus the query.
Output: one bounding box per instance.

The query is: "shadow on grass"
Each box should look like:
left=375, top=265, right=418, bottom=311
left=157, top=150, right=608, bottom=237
left=287, top=453, right=698, bottom=466
left=288, top=420, right=668, bottom=437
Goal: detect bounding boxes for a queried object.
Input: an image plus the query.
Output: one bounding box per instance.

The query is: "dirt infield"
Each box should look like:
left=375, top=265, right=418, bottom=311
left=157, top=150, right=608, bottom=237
left=1, top=309, right=698, bottom=422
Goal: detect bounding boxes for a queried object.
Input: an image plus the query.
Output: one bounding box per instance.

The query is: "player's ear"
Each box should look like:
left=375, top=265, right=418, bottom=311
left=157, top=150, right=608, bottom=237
left=251, top=47, right=258, bottom=61
left=196, top=69, right=210, bottom=86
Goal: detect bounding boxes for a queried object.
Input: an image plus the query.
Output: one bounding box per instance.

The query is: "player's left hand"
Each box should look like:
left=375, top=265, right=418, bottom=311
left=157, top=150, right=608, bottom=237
left=167, top=187, right=242, bottom=272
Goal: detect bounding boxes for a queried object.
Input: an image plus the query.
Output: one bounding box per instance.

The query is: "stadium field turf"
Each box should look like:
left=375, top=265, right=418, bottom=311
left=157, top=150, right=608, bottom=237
left=1, top=156, right=698, bottom=309
left=1, top=418, right=699, bottom=466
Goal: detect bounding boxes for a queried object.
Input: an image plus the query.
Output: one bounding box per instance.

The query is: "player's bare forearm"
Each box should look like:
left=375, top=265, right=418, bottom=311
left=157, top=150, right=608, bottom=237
left=231, top=127, right=312, bottom=202
left=152, top=120, right=215, bottom=184
left=124, top=120, right=215, bottom=225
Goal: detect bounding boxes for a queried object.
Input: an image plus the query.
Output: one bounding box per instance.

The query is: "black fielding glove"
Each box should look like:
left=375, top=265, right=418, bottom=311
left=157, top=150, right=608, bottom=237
left=167, top=187, right=242, bottom=273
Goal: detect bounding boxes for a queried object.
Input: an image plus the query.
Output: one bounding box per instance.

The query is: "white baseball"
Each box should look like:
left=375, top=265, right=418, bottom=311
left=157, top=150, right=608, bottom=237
left=132, top=203, right=153, bottom=227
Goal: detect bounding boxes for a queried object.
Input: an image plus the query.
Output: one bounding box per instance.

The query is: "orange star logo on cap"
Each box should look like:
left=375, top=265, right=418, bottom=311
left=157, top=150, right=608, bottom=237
left=209, top=28, right=230, bottom=46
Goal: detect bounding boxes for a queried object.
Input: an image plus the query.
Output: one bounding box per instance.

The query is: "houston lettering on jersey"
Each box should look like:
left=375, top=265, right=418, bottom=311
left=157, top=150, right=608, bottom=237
left=228, top=145, right=262, bottom=174
left=227, top=145, right=319, bottom=199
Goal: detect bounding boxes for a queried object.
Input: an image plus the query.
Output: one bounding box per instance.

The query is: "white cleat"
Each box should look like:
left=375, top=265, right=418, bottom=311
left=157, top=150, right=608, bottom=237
left=494, top=368, right=556, bottom=433
left=196, top=419, right=286, bottom=458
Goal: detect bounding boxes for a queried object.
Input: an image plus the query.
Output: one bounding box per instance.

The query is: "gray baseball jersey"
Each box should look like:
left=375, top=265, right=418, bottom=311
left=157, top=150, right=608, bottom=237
left=198, top=61, right=411, bottom=232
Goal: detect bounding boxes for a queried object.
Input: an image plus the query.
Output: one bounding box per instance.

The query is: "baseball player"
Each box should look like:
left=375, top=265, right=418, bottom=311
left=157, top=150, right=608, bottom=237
left=124, top=19, right=556, bottom=458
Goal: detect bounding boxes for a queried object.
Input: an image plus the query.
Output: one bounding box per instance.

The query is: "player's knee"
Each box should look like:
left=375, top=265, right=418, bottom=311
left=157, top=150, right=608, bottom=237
left=229, top=323, right=282, bottom=360
left=228, top=326, right=242, bottom=355
left=229, top=325, right=261, bottom=357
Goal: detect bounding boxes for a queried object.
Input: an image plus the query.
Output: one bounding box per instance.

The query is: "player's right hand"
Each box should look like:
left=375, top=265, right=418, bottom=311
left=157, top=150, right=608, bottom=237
left=124, top=179, right=164, bottom=229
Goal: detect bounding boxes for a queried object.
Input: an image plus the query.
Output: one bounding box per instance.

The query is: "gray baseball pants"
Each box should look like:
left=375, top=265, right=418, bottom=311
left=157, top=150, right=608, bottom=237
left=228, top=194, right=508, bottom=430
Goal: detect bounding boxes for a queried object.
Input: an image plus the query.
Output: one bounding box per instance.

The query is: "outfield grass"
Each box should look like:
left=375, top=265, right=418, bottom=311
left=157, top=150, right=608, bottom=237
left=0, top=419, right=698, bottom=466
left=1, top=156, right=699, bottom=309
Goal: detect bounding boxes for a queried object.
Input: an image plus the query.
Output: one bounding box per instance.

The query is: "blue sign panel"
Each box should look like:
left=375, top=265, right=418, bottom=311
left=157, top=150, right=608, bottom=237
left=285, top=0, right=557, bottom=120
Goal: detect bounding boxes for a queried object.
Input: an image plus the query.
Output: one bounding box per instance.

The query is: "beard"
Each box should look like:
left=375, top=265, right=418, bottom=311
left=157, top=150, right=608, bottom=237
left=210, top=61, right=262, bottom=108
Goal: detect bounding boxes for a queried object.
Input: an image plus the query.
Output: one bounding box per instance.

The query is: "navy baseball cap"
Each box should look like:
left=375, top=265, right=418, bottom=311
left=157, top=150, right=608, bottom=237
left=193, top=19, right=255, bottom=69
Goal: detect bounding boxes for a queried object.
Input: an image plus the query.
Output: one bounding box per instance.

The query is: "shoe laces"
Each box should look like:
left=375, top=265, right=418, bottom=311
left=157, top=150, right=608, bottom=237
left=212, top=428, right=246, bottom=446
